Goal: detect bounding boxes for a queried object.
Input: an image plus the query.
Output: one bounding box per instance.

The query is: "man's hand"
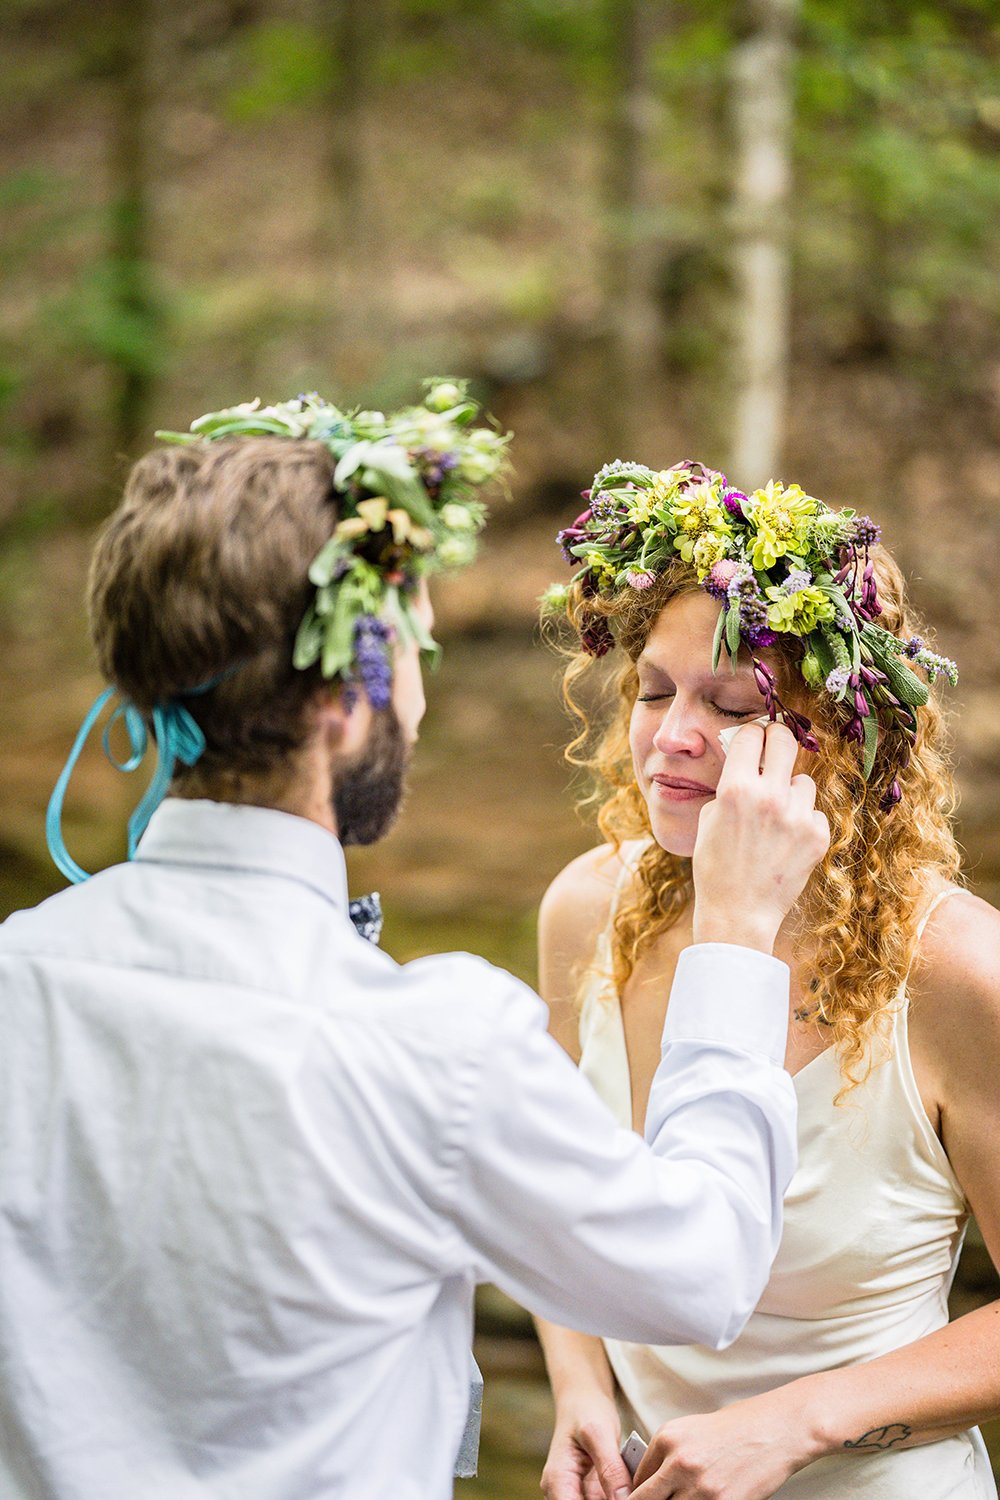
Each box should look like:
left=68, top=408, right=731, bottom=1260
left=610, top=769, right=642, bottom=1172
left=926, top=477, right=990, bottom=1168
left=692, top=722, right=829, bottom=954
left=541, top=1394, right=633, bottom=1500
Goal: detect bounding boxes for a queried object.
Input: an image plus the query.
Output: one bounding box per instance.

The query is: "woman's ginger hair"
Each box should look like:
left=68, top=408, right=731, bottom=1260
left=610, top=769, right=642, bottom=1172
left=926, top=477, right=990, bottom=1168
left=557, top=552, right=961, bottom=1098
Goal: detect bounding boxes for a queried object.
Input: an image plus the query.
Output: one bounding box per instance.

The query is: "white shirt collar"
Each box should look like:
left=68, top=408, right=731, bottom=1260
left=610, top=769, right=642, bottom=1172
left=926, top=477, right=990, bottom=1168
left=134, top=798, right=349, bottom=912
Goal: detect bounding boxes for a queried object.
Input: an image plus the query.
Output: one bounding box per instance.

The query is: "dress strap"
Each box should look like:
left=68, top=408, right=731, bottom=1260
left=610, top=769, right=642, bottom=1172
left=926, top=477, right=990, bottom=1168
left=915, top=884, right=962, bottom=941
left=894, top=885, right=963, bottom=1022
left=602, top=839, right=648, bottom=934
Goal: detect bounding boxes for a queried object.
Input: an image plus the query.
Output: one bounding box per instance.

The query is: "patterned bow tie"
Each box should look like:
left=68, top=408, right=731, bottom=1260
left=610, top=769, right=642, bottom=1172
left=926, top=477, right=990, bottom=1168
left=348, top=892, right=383, bottom=945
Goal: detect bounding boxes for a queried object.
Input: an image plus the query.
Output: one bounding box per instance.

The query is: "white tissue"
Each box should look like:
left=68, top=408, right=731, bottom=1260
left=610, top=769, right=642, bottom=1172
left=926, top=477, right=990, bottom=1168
left=718, top=715, right=772, bottom=755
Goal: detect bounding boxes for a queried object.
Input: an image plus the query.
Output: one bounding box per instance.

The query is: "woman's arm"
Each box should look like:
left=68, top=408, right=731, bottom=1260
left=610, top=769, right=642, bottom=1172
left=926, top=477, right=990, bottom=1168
left=628, top=890, right=1000, bottom=1500
left=535, top=846, right=641, bottom=1500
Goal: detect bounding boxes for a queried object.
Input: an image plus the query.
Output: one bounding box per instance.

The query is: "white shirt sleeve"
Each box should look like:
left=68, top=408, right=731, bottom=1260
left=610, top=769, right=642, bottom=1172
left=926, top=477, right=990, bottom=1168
left=447, top=943, right=797, bottom=1350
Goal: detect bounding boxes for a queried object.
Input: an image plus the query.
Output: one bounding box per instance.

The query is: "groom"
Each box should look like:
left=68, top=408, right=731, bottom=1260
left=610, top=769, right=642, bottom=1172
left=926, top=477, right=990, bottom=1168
left=0, top=404, right=827, bottom=1500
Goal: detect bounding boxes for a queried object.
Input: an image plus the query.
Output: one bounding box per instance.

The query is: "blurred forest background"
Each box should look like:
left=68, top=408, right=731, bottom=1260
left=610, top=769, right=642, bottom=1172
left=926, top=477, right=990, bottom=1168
left=2, top=0, right=1000, bottom=1492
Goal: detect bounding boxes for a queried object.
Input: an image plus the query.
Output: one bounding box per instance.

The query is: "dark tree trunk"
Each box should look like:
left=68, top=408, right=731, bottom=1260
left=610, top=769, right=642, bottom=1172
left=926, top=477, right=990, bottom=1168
left=106, top=0, right=158, bottom=468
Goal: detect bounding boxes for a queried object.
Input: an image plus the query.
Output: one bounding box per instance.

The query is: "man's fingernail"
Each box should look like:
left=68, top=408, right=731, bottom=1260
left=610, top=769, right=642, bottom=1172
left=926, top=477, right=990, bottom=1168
left=615, top=1489, right=631, bottom=1500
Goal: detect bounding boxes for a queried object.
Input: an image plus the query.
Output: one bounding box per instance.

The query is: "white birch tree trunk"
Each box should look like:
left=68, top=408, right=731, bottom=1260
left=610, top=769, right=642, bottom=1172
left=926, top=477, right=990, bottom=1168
left=729, top=0, right=799, bottom=487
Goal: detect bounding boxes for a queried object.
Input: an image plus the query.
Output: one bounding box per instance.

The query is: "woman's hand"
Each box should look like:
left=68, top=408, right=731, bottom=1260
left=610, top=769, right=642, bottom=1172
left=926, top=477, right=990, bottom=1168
left=631, top=1386, right=820, bottom=1500
left=541, top=1392, right=634, bottom=1500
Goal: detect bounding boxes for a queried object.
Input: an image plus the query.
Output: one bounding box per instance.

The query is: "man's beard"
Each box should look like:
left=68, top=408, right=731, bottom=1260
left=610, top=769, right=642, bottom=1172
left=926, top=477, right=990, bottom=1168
left=333, top=706, right=410, bottom=847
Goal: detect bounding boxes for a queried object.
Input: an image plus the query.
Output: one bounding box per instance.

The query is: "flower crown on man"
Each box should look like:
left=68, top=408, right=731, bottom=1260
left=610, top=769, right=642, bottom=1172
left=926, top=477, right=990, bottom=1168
left=47, top=380, right=509, bottom=884
left=155, top=380, right=509, bottom=704
left=543, top=458, right=956, bottom=809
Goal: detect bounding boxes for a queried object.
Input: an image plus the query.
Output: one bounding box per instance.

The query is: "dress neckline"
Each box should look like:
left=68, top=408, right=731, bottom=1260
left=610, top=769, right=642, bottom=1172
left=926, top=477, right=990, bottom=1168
left=589, top=878, right=962, bottom=1134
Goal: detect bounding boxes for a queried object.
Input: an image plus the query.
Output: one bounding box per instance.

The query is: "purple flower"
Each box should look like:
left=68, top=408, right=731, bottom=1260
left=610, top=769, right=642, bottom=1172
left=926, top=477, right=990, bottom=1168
left=721, top=488, right=748, bottom=520
left=590, top=492, right=626, bottom=528
left=750, top=657, right=818, bottom=752
left=745, top=625, right=778, bottom=648
left=852, top=516, right=882, bottom=549
left=903, top=636, right=925, bottom=658
left=556, top=509, right=593, bottom=563
left=782, top=568, right=813, bottom=596
left=580, top=616, right=614, bottom=657
left=880, top=779, right=902, bottom=810
left=352, top=614, right=393, bottom=710
left=825, top=667, right=851, bottom=696
left=856, top=560, right=883, bottom=621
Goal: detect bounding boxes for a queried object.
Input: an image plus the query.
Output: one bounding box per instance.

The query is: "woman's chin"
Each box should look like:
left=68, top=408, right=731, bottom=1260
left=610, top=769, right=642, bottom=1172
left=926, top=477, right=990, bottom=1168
left=648, top=806, right=699, bottom=860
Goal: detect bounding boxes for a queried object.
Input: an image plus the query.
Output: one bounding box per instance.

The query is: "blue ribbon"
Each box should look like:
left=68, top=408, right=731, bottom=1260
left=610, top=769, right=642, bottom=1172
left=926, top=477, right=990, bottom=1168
left=46, top=682, right=215, bottom=885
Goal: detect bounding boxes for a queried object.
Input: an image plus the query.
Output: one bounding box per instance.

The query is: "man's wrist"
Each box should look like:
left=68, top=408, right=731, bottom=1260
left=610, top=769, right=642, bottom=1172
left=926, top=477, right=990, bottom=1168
left=552, top=1383, right=618, bottom=1421
left=692, top=906, right=779, bottom=954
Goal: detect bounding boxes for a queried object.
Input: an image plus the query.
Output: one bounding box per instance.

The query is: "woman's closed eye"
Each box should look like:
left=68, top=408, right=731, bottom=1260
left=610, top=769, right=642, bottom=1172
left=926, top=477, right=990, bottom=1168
left=711, top=703, right=760, bottom=720
left=636, top=690, right=759, bottom=720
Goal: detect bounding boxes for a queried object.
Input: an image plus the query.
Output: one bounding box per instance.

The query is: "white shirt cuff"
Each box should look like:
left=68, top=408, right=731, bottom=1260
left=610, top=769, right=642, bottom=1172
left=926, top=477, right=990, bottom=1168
left=663, top=944, right=790, bottom=1066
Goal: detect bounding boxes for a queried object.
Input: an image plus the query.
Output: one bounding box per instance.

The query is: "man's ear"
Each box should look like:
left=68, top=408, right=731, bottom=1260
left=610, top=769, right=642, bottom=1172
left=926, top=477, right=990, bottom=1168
left=314, top=685, right=372, bottom=758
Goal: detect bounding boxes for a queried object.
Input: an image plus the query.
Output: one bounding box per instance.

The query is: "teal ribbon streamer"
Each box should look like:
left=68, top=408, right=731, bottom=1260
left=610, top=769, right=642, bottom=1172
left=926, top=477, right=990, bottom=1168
left=46, top=683, right=213, bottom=885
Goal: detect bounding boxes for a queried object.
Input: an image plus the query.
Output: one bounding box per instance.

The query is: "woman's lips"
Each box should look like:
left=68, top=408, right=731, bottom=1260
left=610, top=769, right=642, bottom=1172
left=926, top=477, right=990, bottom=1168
left=651, top=775, right=716, bottom=802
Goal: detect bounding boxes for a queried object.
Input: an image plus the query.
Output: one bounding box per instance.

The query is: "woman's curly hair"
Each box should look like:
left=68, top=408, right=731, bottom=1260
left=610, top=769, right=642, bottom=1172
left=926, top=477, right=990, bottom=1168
left=556, top=551, right=961, bottom=1099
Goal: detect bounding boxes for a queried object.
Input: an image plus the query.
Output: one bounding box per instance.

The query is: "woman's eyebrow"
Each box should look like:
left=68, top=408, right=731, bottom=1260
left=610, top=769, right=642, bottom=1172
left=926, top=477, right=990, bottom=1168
left=638, top=653, right=758, bottom=688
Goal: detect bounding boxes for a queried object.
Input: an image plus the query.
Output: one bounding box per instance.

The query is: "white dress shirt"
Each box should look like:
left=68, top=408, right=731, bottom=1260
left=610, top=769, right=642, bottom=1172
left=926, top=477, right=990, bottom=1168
left=0, top=799, right=796, bottom=1500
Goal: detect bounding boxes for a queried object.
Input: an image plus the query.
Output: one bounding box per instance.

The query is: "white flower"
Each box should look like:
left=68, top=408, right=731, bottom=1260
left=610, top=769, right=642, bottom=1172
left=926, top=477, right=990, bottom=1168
left=437, top=536, right=476, bottom=568
left=440, top=503, right=476, bottom=531
left=425, top=382, right=463, bottom=412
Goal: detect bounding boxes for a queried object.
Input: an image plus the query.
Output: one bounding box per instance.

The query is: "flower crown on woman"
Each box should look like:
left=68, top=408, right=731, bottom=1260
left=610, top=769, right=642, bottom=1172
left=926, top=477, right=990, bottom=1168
left=544, top=459, right=956, bottom=807
left=158, top=379, right=509, bottom=707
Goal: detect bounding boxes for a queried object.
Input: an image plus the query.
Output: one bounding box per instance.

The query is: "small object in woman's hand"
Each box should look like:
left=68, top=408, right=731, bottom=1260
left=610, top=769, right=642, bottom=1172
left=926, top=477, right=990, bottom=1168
left=620, top=1431, right=647, bottom=1478
left=718, top=715, right=772, bottom=756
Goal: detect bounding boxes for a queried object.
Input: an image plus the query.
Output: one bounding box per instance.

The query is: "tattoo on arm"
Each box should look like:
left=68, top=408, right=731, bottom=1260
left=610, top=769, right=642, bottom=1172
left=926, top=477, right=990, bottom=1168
left=843, top=1423, right=912, bottom=1452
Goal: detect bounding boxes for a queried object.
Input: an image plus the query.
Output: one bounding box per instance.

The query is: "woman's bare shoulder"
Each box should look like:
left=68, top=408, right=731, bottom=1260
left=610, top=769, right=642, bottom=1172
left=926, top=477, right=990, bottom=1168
left=911, top=887, right=1000, bottom=1044
left=539, top=841, right=642, bottom=949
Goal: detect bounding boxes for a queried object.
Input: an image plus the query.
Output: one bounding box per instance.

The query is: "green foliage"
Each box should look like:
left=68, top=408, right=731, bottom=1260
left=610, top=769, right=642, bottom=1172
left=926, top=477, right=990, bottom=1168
left=43, top=255, right=166, bottom=377
left=796, top=0, right=1000, bottom=333
left=225, top=20, right=329, bottom=123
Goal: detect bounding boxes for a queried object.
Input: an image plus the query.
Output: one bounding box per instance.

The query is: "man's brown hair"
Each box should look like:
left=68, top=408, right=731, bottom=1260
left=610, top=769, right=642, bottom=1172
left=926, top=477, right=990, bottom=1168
left=88, top=438, right=340, bottom=795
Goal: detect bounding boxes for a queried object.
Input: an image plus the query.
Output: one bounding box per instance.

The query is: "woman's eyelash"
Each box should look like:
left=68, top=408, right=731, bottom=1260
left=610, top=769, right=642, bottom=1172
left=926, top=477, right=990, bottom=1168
left=713, top=704, right=756, bottom=720
left=636, top=692, right=756, bottom=721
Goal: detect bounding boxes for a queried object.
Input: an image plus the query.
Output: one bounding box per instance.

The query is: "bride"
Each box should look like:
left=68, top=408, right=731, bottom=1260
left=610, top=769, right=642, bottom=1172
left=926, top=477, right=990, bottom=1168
left=536, top=460, right=1000, bottom=1499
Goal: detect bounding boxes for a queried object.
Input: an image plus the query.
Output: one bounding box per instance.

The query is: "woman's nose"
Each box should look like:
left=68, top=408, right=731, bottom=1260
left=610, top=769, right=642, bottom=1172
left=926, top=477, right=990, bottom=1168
left=651, top=699, right=708, bottom=756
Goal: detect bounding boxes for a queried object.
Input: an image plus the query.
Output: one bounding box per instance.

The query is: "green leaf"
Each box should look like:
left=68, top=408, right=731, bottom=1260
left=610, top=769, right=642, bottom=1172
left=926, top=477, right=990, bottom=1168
left=321, top=584, right=358, bottom=680
left=811, top=629, right=839, bottom=680
left=726, top=605, right=742, bottom=658
left=401, top=594, right=442, bottom=670
left=860, top=623, right=929, bottom=707
left=879, top=653, right=929, bottom=708
left=189, top=416, right=293, bottom=439
left=862, top=706, right=879, bottom=780
left=818, top=581, right=858, bottom=633
left=363, top=459, right=436, bottom=528
left=308, top=537, right=349, bottom=587
left=292, top=604, right=323, bottom=670
left=712, top=605, right=727, bottom=674
left=334, top=441, right=372, bottom=487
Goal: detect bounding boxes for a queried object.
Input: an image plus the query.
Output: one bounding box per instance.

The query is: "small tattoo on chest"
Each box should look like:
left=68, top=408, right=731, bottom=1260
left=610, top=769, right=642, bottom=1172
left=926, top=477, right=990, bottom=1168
left=794, top=978, right=832, bottom=1026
